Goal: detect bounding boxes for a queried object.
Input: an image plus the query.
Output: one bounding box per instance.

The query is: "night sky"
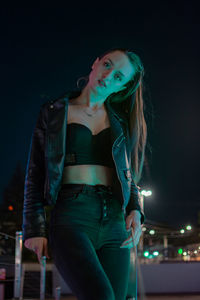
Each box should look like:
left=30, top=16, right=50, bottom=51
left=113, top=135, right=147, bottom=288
left=1, top=2, right=199, bottom=228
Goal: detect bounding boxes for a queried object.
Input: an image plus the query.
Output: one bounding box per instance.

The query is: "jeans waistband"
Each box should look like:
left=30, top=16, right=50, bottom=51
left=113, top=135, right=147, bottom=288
left=60, top=183, right=113, bottom=194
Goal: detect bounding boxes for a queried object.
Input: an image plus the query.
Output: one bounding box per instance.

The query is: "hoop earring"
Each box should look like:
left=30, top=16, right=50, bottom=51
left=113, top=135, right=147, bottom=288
left=76, top=75, right=89, bottom=89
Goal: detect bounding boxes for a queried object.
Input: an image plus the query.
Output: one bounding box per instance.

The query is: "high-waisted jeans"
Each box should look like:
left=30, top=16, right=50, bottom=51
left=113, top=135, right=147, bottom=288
left=49, top=183, right=131, bottom=300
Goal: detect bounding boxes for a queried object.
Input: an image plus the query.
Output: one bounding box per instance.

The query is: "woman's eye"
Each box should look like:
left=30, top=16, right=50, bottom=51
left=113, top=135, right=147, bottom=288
left=115, top=74, right=122, bottom=81
left=103, top=62, right=121, bottom=81
left=104, top=61, right=110, bottom=67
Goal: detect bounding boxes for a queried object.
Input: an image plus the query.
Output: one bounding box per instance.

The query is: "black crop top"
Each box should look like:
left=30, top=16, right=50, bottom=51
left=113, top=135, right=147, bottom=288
left=64, top=123, right=115, bottom=168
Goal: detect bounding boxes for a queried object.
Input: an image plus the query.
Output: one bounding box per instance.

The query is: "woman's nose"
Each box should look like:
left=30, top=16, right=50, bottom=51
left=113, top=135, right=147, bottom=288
left=102, top=69, right=113, bottom=81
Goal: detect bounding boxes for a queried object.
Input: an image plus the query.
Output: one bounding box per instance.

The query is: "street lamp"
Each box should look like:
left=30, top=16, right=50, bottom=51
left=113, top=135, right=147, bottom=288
left=139, top=189, right=152, bottom=211
left=141, top=190, right=152, bottom=197
left=138, top=188, right=152, bottom=254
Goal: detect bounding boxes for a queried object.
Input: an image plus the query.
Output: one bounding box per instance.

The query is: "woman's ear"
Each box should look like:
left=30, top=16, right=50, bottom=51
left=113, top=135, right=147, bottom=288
left=91, top=57, right=100, bottom=70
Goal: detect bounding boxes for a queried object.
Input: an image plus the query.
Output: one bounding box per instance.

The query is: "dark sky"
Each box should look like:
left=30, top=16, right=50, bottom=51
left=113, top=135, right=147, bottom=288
left=1, top=2, right=199, bottom=228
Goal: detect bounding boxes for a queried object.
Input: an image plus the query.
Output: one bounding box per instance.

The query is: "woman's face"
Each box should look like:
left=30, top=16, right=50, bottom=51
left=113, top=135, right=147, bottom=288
left=88, top=50, right=135, bottom=97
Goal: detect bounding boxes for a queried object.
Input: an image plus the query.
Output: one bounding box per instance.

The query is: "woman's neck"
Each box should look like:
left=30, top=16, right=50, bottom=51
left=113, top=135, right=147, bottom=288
left=74, top=85, right=106, bottom=110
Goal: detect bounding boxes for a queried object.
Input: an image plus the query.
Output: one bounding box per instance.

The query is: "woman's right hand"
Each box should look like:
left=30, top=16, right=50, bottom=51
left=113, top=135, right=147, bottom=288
left=24, top=237, right=50, bottom=263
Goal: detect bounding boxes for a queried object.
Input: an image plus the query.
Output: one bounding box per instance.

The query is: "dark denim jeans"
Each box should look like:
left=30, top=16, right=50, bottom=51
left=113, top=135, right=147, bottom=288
left=49, top=183, right=131, bottom=300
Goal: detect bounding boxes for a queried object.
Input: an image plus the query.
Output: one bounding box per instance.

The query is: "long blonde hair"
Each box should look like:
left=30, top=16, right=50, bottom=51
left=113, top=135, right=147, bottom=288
left=77, top=47, right=148, bottom=184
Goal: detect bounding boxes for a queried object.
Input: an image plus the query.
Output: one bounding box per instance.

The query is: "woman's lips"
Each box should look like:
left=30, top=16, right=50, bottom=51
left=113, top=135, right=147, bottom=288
left=98, top=79, right=106, bottom=87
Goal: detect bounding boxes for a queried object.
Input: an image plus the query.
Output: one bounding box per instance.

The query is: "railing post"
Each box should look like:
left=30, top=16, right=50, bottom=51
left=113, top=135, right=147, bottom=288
left=14, top=231, right=23, bottom=299
left=0, top=268, right=6, bottom=300
left=55, top=286, right=61, bottom=300
left=40, top=256, right=46, bottom=300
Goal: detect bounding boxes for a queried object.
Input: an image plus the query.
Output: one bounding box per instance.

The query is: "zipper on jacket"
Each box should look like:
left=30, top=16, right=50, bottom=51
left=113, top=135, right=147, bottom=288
left=109, top=105, right=127, bottom=125
left=111, top=133, right=125, bottom=212
left=117, top=135, right=125, bottom=148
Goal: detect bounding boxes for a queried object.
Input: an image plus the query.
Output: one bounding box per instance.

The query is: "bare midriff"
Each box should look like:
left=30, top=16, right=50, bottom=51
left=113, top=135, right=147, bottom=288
left=62, top=165, right=114, bottom=186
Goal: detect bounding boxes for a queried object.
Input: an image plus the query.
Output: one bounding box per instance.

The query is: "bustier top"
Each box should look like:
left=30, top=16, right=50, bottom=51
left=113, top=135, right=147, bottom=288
left=64, top=123, right=115, bottom=168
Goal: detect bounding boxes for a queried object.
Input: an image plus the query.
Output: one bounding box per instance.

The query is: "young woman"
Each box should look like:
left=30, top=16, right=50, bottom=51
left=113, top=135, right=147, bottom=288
left=23, top=47, right=147, bottom=300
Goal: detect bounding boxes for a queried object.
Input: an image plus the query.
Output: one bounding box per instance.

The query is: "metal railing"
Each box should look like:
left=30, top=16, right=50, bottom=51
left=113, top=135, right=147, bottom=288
left=0, top=230, right=139, bottom=300
left=0, top=230, right=61, bottom=300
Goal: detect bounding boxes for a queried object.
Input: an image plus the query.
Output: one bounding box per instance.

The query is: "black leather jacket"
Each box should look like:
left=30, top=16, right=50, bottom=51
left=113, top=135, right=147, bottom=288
left=22, top=90, right=145, bottom=242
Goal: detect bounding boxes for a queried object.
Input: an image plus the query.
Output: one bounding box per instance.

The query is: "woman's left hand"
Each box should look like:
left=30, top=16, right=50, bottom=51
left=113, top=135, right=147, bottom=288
left=120, top=210, right=142, bottom=249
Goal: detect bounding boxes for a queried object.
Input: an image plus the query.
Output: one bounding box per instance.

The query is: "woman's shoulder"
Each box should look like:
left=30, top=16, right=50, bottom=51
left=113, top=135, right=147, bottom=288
left=39, top=91, right=70, bottom=109
left=42, top=90, right=81, bottom=108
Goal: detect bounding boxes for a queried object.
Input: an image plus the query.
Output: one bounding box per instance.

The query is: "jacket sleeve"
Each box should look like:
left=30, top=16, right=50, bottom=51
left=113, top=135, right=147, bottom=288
left=22, top=104, right=48, bottom=242
left=126, top=177, right=145, bottom=225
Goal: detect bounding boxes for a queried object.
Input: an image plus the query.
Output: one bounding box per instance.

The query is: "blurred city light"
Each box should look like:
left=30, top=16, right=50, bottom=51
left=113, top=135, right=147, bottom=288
left=186, top=225, right=192, bottom=231
left=178, top=248, right=183, bottom=254
left=149, top=230, right=155, bottom=235
left=141, top=190, right=152, bottom=197
left=8, top=205, right=14, bottom=211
